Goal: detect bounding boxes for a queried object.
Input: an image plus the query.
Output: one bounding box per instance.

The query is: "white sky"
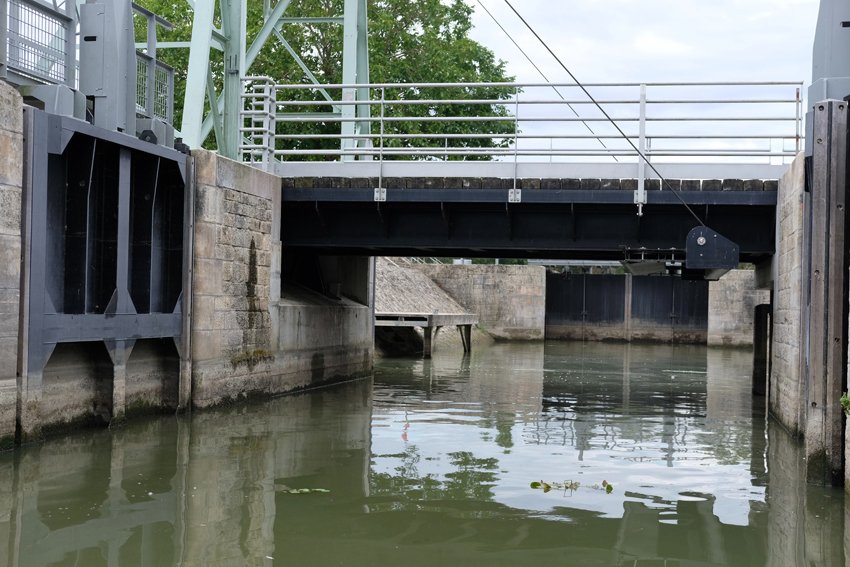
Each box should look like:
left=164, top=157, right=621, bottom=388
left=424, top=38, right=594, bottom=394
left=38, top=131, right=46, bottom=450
left=465, top=0, right=820, bottom=87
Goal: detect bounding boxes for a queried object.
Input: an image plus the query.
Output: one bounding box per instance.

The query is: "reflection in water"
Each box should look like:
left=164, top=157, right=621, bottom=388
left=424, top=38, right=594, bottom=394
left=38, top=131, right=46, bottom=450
left=0, top=342, right=846, bottom=565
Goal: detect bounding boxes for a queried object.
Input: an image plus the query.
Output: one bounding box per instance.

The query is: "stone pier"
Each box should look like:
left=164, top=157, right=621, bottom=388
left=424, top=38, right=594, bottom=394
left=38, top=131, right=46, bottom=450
left=0, top=81, right=22, bottom=448
left=190, top=151, right=373, bottom=408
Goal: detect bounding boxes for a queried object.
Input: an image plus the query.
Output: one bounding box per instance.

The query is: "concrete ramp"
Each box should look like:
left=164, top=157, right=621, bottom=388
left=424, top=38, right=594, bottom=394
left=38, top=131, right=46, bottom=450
left=375, top=259, right=476, bottom=356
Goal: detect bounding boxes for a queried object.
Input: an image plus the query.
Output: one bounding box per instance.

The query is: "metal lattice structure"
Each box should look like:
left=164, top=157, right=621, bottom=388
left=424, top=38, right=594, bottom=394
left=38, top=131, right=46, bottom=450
left=179, top=0, right=370, bottom=159
left=0, top=0, right=75, bottom=86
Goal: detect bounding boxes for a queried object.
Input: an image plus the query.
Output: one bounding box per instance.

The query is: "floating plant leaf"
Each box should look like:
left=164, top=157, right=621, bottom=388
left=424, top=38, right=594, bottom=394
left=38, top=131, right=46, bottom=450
left=530, top=482, right=542, bottom=489
left=279, top=487, right=331, bottom=495
left=606, top=484, right=614, bottom=494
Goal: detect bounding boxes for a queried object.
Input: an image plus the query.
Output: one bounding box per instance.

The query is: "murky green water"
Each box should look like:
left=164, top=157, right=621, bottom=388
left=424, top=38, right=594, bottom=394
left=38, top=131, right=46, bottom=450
left=0, top=342, right=847, bottom=566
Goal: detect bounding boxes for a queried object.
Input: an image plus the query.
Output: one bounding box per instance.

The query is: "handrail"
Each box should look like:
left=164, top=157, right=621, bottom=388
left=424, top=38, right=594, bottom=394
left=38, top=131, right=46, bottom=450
left=241, top=79, right=803, bottom=173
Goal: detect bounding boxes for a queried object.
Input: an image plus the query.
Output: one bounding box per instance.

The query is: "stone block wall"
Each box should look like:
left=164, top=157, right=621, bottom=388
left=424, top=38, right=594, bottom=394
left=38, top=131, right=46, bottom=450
left=0, top=81, right=22, bottom=447
left=414, top=264, right=546, bottom=340
left=191, top=151, right=373, bottom=408
left=191, top=150, right=280, bottom=406
left=770, top=154, right=805, bottom=435
left=707, top=269, right=770, bottom=347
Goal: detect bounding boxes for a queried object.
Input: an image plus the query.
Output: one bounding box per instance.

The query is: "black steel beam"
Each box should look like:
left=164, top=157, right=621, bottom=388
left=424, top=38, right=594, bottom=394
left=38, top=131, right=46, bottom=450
left=281, top=196, right=775, bottom=261
left=282, top=187, right=777, bottom=207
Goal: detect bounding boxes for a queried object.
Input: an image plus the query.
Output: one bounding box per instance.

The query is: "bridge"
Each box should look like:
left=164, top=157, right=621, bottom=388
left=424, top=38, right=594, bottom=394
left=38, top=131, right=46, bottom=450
left=240, top=79, right=800, bottom=265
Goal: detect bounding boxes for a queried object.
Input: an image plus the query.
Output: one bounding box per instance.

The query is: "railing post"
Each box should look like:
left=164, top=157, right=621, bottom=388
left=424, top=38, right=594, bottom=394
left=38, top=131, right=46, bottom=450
left=510, top=86, right=521, bottom=203
left=635, top=83, right=647, bottom=216
left=263, top=80, right=276, bottom=172
left=378, top=87, right=385, bottom=193
left=796, top=87, right=802, bottom=154
left=0, top=0, right=7, bottom=80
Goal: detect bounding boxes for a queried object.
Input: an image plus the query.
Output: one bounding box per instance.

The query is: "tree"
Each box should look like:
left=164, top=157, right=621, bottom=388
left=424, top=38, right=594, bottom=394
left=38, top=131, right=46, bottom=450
left=135, top=0, right=516, bottom=157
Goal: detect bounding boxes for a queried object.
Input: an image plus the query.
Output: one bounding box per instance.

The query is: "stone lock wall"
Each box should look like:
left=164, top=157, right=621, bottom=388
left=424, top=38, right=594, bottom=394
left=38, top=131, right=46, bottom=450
left=770, top=154, right=806, bottom=435
left=191, top=151, right=280, bottom=406
left=191, top=151, right=373, bottom=408
left=0, top=81, right=22, bottom=447
left=414, top=264, right=546, bottom=340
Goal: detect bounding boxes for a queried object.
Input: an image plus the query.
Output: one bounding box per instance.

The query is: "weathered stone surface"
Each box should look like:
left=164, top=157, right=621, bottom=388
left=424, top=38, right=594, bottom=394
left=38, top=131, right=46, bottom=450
left=702, top=179, right=722, bottom=191
left=722, top=179, right=744, bottom=191
left=770, top=154, right=805, bottom=435
left=540, top=178, right=561, bottom=190
left=681, top=179, right=701, bottom=191
left=0, top=81, right=23, bottom=134
left=600, top=179, right=621, bottom=190
left=580, top=178, right=601, bottom=191
left=481, top=177, right=507, bottom=190
left=662, top=179, right=682, bottom=191
left=413, top=264, right=546, bottom=340
left=519, top=178, right=541, bottom=190
left=0, top=184, right=21, bottom=236
left=0, top=80, right=21, bottom=435
left=707, top=269, right=769, bottom=346
left=375, top=258, right=468, bottom=315
left=384, top=177, right=404, bottom=189
left=189, top=149, right=373, bottom=408
left=562, top=178, right=581, bottom=190
left=743, top=179, right=764, bottom=192
left=0, top=129, right=23, bottom=188
left=621, top=179, right=637, bottom=192
left=423, top=177, right=444, bottom=190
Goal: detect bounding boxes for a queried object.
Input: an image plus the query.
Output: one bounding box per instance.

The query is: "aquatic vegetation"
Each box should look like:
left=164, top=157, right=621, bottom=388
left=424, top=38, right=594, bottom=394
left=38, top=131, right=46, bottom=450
left=275, top=485, right=331, bottom=495
left=530, top=479, right=613, bottom=494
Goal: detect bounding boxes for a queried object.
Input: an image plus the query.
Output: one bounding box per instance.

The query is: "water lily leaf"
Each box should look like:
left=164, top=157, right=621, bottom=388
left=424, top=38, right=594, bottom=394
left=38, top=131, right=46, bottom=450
left=605, top=484, right=614, bottom=494
left=530, top=482, right=542, bottom=489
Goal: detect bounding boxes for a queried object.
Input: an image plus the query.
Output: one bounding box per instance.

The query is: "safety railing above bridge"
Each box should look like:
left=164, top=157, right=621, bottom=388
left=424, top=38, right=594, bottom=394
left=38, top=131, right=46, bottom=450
left=240, top=79, right=803, bottom=172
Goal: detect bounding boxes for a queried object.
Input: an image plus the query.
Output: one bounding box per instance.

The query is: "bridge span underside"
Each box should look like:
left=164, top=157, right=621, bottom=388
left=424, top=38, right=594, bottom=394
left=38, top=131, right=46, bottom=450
left=281, top=178, right=776, bottom=262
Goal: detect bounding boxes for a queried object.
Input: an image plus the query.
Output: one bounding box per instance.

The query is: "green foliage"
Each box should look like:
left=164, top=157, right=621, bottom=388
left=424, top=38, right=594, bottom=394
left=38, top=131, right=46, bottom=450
left=135, top=0, right=516, bottom=155
left=841, top=392, right=850, bottom=416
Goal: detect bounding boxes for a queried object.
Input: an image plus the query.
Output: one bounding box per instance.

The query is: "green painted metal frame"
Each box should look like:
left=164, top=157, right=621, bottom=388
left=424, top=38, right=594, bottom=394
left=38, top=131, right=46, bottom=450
left=175, top=0, right=369, bottom=159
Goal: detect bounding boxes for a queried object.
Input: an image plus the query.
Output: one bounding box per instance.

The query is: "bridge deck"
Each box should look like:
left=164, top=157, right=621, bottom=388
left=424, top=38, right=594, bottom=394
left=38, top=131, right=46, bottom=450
left=281, top=177, right=777, bottom=263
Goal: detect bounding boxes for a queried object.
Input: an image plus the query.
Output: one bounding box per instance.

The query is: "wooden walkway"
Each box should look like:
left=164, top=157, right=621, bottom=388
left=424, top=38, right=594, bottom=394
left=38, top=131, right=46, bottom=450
left=374, top=312, right=478, bottom=358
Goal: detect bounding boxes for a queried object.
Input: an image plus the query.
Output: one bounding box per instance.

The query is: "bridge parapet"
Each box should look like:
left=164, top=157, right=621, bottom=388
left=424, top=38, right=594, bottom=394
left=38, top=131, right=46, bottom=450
left=244, top=79, right=799, bottom=208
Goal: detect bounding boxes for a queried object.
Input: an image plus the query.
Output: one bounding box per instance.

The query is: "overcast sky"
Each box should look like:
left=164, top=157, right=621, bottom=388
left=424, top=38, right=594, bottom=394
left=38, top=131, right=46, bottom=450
left=464, top=0, right=820, bottom=87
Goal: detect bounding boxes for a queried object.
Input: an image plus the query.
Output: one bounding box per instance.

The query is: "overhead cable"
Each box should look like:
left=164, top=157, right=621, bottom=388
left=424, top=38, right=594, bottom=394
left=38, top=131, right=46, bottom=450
left=502, top=0, right=706, bottom=226
left=475, top=0, right=619, bottom=162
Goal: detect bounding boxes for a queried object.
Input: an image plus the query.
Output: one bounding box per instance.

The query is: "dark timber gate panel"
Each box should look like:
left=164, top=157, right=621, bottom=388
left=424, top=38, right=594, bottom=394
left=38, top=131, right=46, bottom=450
left=630, top=277, right=708, bottom=343
left=545, top=273, right=627, bottom=340
left=546, top=273, right=708, bottom=343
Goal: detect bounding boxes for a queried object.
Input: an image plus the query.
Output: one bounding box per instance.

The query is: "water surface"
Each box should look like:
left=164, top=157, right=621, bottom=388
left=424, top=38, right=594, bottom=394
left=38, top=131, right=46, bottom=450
left=0, top=342, right=847, bottom=566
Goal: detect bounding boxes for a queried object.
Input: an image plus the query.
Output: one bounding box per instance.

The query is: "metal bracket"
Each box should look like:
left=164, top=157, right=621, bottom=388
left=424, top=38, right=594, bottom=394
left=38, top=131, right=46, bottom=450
left=374, top=186, right=386, bottom=202
left=508, top=188, right=522, bottom=203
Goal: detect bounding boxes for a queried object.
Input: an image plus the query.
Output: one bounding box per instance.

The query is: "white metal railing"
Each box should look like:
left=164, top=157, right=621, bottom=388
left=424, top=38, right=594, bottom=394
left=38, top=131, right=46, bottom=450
left=241, top=79, right=803, bottom=168
left=240, top=79, right=803, bottom=210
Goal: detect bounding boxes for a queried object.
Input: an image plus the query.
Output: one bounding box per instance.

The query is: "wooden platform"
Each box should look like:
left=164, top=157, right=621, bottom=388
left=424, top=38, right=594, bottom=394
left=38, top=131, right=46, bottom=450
left=375, top=312, right=478, bottom=358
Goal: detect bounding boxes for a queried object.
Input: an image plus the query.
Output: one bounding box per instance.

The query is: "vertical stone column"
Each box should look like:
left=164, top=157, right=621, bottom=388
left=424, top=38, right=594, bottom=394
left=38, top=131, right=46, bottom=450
left=0, top=81, right=23, bottom=447
left=770, top=155, right=806, bottom=435
left=707, top=269, right=769, bottom=346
